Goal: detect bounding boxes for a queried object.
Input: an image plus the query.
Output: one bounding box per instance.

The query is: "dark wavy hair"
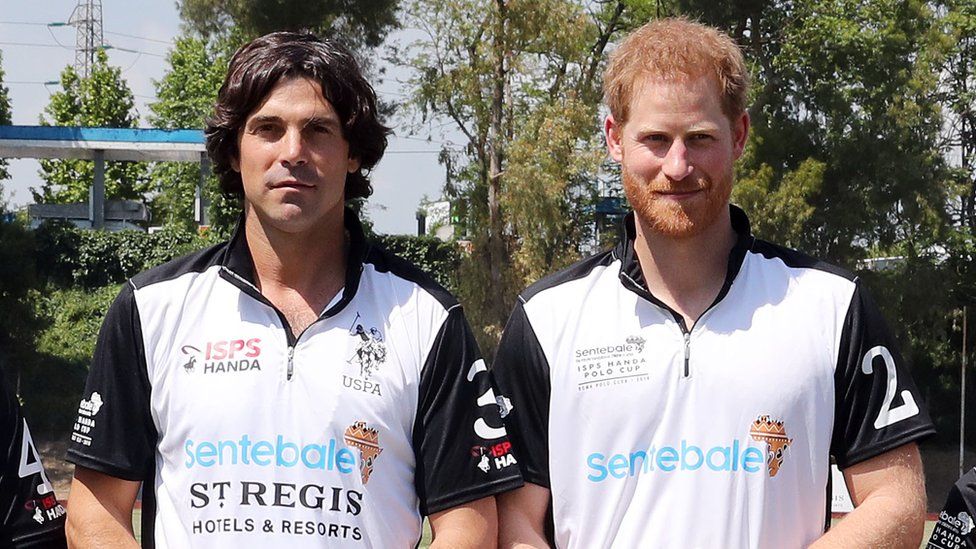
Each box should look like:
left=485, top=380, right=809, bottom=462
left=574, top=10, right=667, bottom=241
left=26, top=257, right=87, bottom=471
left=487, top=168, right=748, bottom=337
left=205, top=31, right=389, bottom=200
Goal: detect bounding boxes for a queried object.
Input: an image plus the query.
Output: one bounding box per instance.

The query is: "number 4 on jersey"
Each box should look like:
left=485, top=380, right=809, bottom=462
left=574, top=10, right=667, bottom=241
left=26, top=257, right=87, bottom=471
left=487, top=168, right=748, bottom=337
left=19, top=420, right=54, bottom=496
left=861, top=346, right=920, bottom=430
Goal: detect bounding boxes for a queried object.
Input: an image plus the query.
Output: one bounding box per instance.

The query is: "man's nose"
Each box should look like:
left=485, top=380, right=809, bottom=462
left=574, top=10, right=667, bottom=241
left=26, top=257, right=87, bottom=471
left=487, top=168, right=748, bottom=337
left=662, top=140, right=693, bottom=181
left=280, top=127, right=307, bottom=166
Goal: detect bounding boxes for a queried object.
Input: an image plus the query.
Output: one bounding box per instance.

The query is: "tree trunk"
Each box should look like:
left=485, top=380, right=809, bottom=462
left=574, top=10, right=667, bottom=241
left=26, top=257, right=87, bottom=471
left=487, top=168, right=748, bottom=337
left=487, top=0, right=508, bottom=327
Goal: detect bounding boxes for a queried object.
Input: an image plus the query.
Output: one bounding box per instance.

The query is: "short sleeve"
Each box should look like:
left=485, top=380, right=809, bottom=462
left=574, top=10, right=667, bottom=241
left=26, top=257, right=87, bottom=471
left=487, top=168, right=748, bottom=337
left=0, top=367, right=67, bottom=548
left=490, top=299, right=551, bottom=488
left=66, top=283, right=156, bottom=481
left=830, top=281, right=936, bottom=469
left=413, top=306, right=523, bottom=515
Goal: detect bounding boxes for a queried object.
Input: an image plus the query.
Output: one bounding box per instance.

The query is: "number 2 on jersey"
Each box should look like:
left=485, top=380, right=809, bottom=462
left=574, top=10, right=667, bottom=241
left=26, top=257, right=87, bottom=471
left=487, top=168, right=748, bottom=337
left=861, top=346, right=920, bottom=429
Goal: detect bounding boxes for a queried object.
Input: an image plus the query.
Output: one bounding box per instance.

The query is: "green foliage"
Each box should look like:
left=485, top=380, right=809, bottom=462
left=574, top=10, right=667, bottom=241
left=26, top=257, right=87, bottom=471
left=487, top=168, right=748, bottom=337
left=34, top=285, right=118, bottom=370
left=36, top=50, right=148, bottom=204
left=374, top=234, right=461, bottom=291
left=149, top=35, right=231, bottom=231
left=34, top=221, right=220, bottom=289
left=733, top=151, right=823, bottom=249
left=178, top=0, right=399, bottom=53
left=403, top=0, right=637, bottom=351
left=0, top=51, right=11, bottom=185
left=675, top=0, right=969, bottom=444
left=22, top=285, right=117, bottom=435
left=0, top=219, right=40, bottom=364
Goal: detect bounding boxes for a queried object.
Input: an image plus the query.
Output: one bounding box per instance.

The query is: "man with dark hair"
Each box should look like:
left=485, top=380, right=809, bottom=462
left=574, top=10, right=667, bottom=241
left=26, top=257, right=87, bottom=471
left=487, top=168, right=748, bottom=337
left=65, top=32, right=520, bottom=547
left=492, top=18, right=933, bottom=548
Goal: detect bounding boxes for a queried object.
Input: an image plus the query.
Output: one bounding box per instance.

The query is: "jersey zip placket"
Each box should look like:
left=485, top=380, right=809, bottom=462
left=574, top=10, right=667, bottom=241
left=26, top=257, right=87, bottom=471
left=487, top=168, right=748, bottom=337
left=677, top=306, right=719, bottom=379
left=220, top=266, right=342, bottom=381
left=620, top=268, right=724, bottom=380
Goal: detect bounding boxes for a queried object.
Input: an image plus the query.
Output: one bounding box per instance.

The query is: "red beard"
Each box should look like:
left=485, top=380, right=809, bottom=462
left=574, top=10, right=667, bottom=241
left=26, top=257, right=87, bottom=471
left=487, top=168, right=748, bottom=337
left=621, top=165, right=732, bottom=239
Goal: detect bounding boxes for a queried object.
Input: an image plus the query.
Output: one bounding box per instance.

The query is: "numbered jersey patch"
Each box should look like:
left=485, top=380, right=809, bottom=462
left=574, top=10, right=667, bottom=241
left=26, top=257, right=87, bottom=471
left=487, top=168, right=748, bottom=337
left=0, top=371, right=66, bottom=546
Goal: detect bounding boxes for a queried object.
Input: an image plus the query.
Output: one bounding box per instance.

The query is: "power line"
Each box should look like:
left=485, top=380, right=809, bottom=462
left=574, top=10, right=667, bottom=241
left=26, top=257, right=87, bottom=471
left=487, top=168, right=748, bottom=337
left=0, top=41, right=70, bottom=49
left=0, top=21, right=50, bottom=27
left=0, top=20, right=169, bottom=57
left=0, top=40, right=164, bottom=58
left=105, top=30, right=172, bottom=45
left=108, top=45, right=165, bottom=58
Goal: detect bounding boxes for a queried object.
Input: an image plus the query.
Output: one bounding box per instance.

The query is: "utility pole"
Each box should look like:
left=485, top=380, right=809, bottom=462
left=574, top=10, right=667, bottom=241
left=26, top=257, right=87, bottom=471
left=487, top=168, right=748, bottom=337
left=67, top=0, right=103, bottom=79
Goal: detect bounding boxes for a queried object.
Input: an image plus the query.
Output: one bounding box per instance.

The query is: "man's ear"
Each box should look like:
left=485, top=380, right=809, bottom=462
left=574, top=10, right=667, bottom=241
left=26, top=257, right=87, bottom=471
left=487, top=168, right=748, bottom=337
left=230, top=155, right=240, bottom=173
left=731, top=111, right=750, bottom=160
left=347, top=155, right=361, bottom=174
left=605, top=114, right=624, bottom=162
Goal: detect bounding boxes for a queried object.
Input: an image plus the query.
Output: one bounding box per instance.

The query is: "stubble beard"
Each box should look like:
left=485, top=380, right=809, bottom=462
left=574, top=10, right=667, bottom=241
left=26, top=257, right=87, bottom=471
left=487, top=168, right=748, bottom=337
left=621, top=165, right=732, bottom=240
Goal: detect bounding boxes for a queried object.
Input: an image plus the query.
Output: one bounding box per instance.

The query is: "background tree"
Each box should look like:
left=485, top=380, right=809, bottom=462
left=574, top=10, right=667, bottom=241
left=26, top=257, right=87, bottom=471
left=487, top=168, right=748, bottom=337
left=178, top=0, right=399, bottom=54
left=0, top=51, right=11, bottom=190
left=933, top=0, right=976, bottom=441
left=666, top=0, right=968, bottom=443
left=403, top=0, right=654, bottom=350
left=35, top=50, right=147, bottom=205
left=149, top=34, right=234, bottom=232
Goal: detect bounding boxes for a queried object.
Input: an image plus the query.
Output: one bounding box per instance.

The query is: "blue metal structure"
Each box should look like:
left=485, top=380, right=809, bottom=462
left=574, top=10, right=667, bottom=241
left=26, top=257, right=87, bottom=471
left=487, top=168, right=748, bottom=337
left=0, top=125, right=210, bottom=228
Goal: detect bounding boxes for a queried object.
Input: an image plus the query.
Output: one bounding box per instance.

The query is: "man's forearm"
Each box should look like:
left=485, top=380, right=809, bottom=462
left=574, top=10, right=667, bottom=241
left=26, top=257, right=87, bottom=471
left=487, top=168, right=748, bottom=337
left=65, top=467, right=141, bottom=549
left=812, top=444, right=926, bottom=549
left=66, top=511, right=139, bottom=549
left=810, top=491, right=924, bottom=548
left=428, top=496, right=497, bottom=549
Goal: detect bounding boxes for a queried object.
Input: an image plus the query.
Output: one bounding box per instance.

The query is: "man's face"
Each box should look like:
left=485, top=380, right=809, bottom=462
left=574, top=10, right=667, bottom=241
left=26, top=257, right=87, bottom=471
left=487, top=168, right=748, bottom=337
left=605, top=75, right=749, bottom=239
left=234, top=77, right=360, bottom=235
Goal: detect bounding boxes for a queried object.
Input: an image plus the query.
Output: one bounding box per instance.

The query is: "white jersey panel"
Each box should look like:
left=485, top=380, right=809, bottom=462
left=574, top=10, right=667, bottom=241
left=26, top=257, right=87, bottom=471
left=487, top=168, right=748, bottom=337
left=521, top=251, right=859, bottom=548
left=131, top=263, right=448, bottom=548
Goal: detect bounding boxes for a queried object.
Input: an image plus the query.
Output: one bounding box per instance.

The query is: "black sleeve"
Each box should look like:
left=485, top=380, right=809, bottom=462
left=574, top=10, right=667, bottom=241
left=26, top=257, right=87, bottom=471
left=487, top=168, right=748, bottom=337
left=66, top=283, right=156, bottom=481
left=831, top=281, right=936, bottom=469
left=926, top=468, right=976, bottom=549
left=413, top=306, right=523, bottom=515
left=0, top=367, right=67, bottom=548
left=490, top=299, right=551, bottom=488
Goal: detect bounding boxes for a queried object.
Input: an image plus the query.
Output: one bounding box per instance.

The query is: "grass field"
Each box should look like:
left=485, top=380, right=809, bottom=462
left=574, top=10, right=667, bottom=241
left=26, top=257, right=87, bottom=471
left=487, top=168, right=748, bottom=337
left=131, top=511, right=934, bottom=547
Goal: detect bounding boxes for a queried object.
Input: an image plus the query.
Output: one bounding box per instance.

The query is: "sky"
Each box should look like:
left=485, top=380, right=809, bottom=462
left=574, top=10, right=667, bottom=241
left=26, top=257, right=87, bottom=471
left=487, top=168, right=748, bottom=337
left=0, top=0, right=447, bottom=235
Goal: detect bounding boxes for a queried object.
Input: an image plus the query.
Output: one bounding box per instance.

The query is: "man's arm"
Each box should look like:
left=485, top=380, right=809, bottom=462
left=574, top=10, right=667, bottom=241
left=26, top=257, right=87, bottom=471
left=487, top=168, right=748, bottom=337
left=497, top=483, right=551, bottom=549
left=65, top=466, right=140, bottom=548
left=428, top=495, right=498, bottom=548
left=811, top=443, right=925, bottom=548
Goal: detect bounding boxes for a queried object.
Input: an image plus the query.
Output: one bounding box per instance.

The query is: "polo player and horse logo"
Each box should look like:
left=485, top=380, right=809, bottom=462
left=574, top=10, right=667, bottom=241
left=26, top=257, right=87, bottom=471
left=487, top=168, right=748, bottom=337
left=348, top=313, right=387, bottom=379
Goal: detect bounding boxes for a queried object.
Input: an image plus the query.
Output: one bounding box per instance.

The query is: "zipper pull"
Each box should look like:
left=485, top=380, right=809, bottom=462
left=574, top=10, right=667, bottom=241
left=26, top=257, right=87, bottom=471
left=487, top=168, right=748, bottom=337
left=286, top=346, right=295, bottom=380
left=683, top=332, right=691, bottom=378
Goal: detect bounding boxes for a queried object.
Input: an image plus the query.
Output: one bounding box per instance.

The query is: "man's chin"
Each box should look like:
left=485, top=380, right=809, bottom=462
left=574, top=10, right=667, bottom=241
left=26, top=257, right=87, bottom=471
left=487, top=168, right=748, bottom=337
left=634, top=204, right=707, bottom=239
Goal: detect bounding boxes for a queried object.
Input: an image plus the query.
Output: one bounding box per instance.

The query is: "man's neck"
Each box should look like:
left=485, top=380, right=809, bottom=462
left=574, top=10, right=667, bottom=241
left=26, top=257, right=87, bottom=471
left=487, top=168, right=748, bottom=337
left=244, top=209, right=349, bottom=335
left=633, top=209, right=737, bottom=330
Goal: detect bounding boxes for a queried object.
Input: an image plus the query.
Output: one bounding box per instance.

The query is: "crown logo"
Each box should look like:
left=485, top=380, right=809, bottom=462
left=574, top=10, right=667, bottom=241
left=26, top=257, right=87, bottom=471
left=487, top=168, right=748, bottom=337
left=344, top=421, right=383, bottom=484
left=749, top=415, right=793, bottom=477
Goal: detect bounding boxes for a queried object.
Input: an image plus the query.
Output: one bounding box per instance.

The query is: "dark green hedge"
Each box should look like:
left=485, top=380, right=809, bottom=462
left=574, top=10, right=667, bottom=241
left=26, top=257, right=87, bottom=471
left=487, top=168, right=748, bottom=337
left=34, top=220, right=220, bottom=288
left=374, top=234, right=461, bottom=292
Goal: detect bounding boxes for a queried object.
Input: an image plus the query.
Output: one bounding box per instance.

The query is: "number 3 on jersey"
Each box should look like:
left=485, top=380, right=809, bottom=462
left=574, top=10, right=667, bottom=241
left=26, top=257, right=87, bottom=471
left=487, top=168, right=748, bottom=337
left=861, top=346, right=920, bottom=430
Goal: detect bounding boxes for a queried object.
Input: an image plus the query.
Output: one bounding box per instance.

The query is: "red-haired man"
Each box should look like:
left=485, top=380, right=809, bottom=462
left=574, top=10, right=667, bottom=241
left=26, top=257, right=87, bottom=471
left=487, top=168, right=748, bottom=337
left=492, top=17, right=933, bottom=548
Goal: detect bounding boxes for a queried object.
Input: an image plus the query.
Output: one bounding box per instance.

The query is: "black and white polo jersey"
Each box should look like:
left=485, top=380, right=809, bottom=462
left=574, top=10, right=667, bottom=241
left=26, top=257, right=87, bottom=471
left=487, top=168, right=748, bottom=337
left=492, top=206, right=935, bottom=549
left=0, top=366, right=66, bottom=548
left=66, top=212, right=522, bottom=548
